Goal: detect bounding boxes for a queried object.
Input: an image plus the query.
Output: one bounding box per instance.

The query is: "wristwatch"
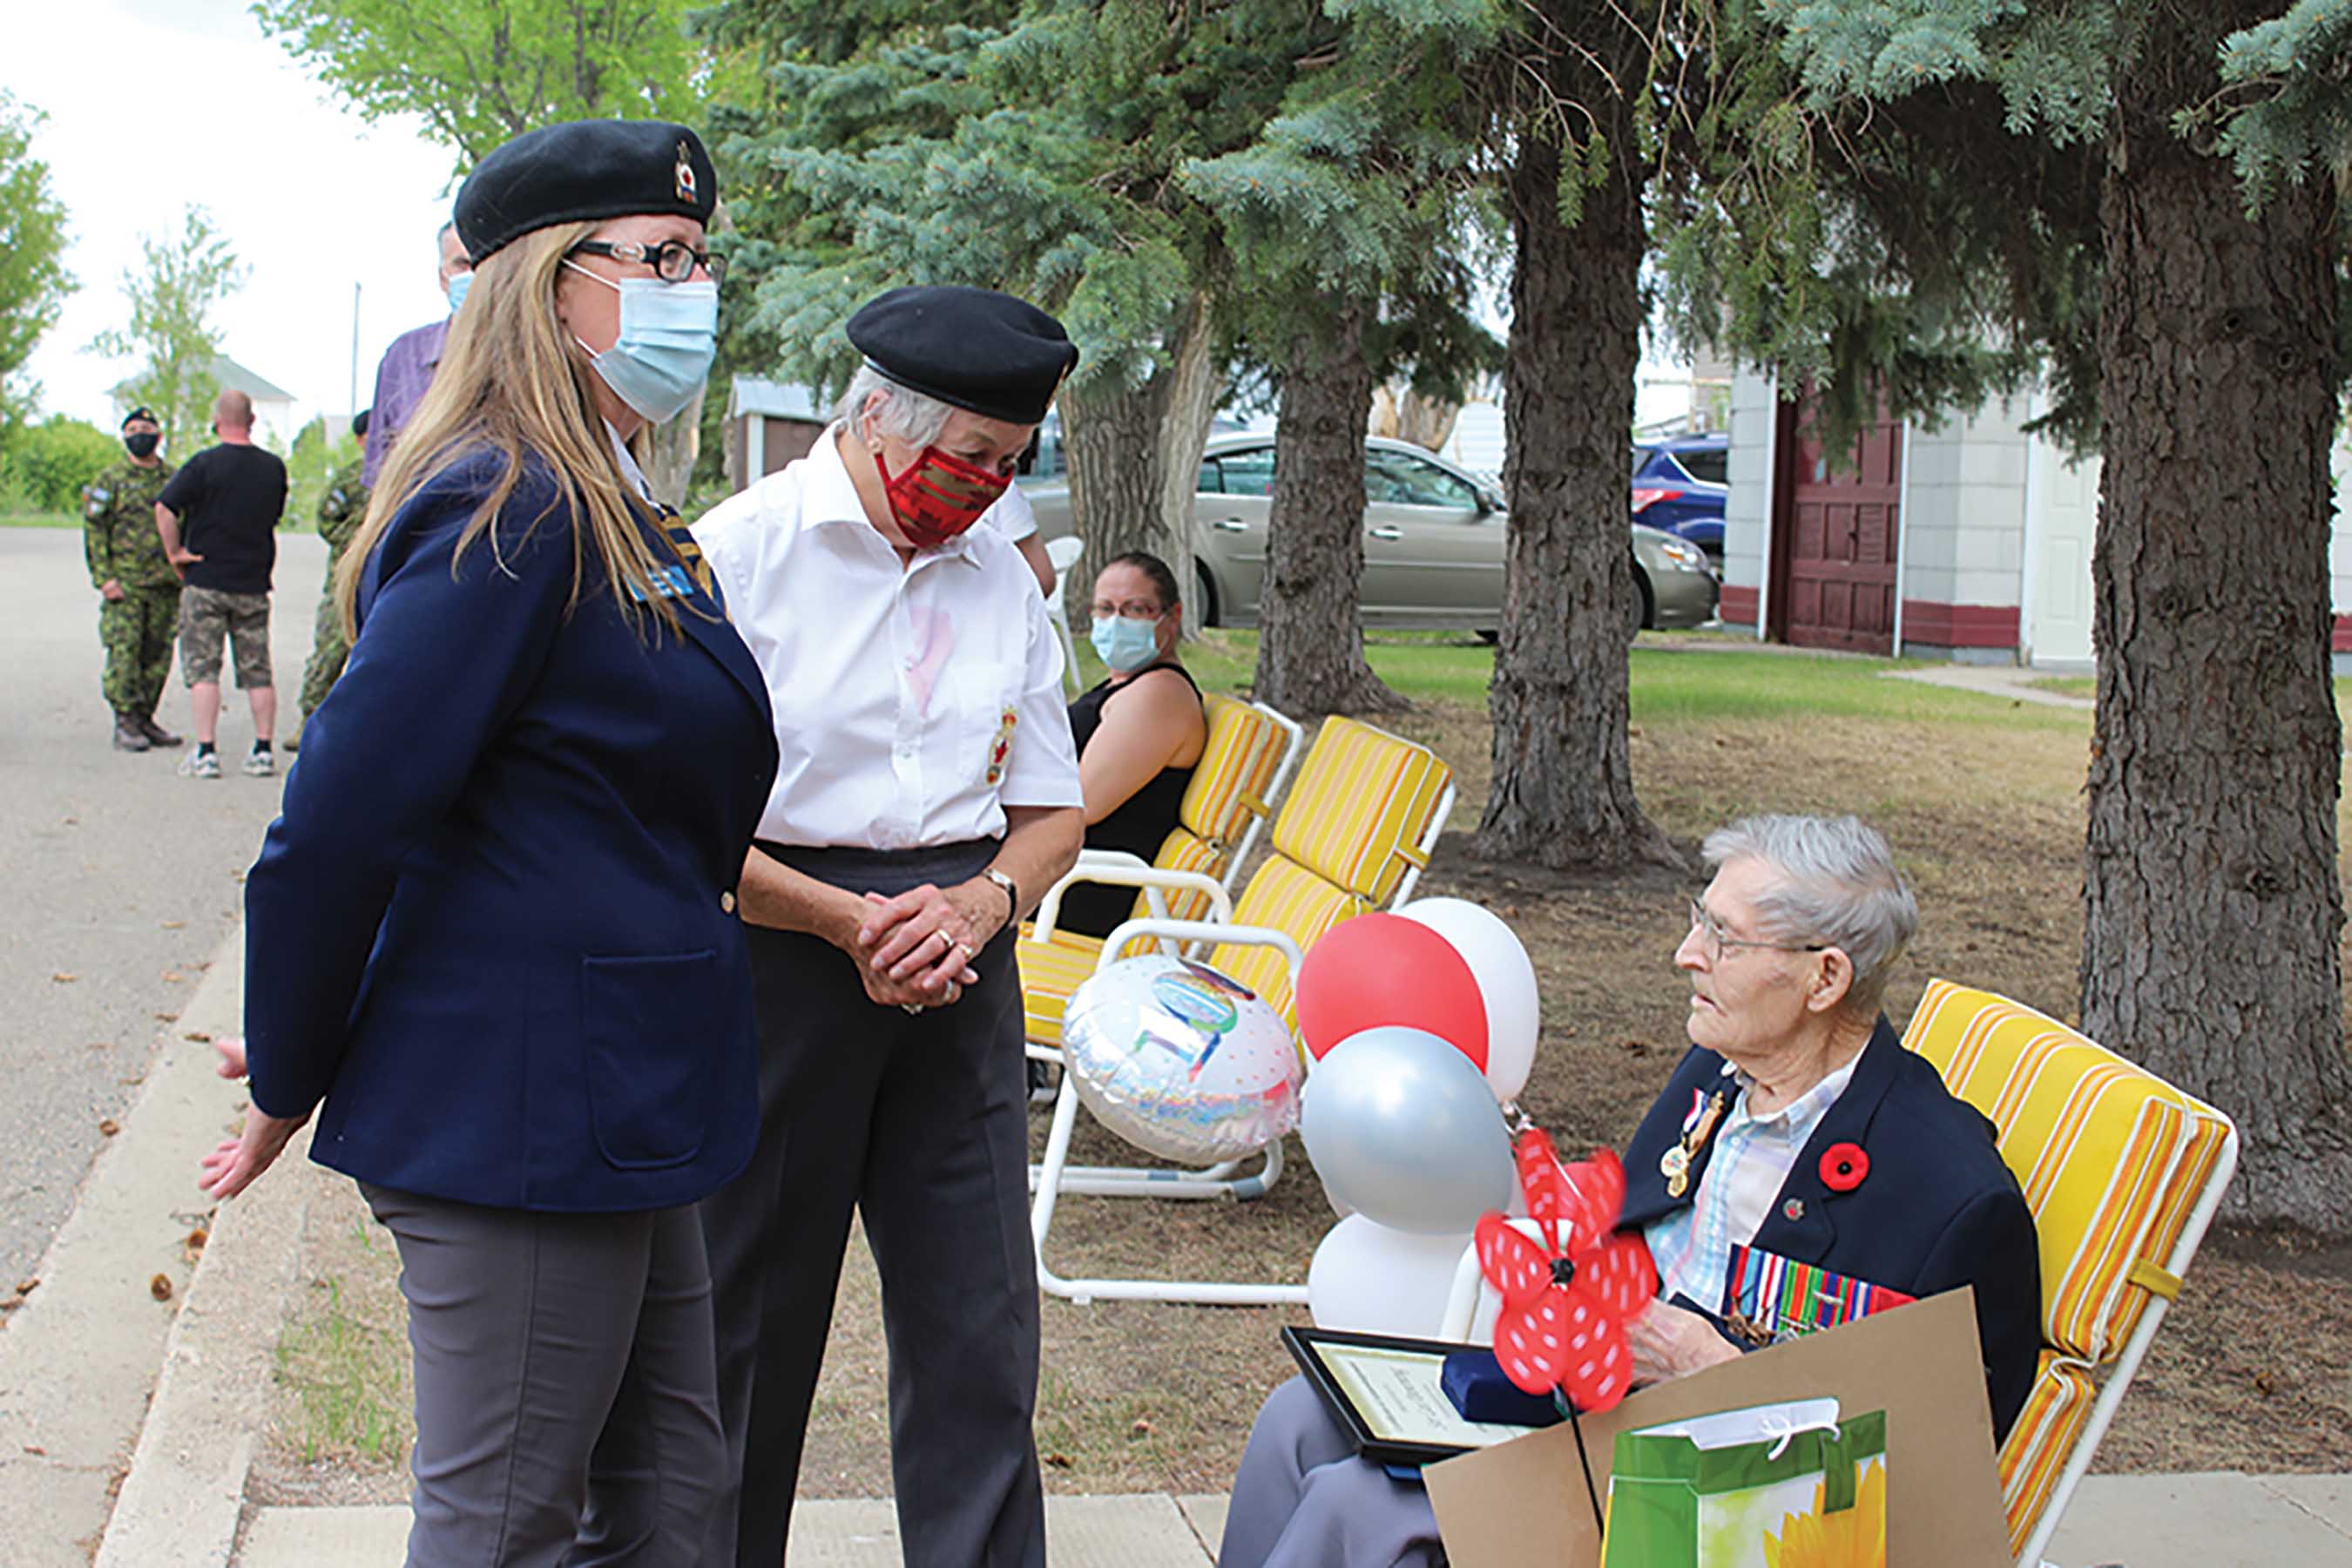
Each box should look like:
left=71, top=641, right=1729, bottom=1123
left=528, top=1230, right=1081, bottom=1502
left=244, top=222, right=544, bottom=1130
left=982, top=868, right=1020, bottom=925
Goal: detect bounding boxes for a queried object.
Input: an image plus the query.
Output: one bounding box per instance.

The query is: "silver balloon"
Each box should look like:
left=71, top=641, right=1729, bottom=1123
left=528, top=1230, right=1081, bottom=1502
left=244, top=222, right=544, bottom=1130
left=1300, top=1026, right=1516, bottom=1234
left=1061, top=953, right=1304, bottom=1164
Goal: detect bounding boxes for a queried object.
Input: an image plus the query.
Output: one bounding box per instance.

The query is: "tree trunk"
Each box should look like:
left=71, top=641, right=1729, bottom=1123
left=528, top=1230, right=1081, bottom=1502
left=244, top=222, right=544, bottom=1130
left=1470, top=71, right=1678, bottom=871
left=2081, top=6, right=2352, bottom=1233
left=1254, top=304, right=1409, bottom=716
left=1059, top=289, right=1220, bottom=627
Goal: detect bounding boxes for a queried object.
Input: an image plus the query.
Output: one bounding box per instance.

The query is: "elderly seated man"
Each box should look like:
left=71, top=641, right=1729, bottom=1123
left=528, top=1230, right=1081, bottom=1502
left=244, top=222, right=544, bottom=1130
left=1220, top=814, right=2041, bottom=1568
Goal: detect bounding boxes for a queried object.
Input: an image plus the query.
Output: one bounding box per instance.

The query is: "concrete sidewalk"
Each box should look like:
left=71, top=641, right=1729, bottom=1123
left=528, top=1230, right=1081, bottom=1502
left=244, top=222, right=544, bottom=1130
left=220, top=1472, right=2352, bottom=1566
left=1881, top=661, right=2095, bottom=710
left=236, top=1495, right=1234, bottom=1565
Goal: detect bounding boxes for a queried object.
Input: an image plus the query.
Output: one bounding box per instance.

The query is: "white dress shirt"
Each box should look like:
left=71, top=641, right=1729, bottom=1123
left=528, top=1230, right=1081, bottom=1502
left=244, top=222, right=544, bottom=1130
left=1644, top=1055, right=1861, bottom=1318
left=693, top=427, right=1081, bottom=849
left=982, top=482, right=1038, bottom=542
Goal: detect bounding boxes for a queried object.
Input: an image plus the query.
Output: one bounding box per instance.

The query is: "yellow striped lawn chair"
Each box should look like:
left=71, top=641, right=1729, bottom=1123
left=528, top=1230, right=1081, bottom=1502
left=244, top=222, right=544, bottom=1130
left=1018, top=694, right=1302, bottom=1041
left=1026, top=715, right=1457, bottom=1307
left=1901, top=981, right=2239, bottom=1567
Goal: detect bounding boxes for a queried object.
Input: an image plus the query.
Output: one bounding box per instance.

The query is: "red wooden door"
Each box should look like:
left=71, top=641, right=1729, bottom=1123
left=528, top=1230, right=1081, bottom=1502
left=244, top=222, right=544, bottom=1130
left=1769, top=398, right=1901, bottom=654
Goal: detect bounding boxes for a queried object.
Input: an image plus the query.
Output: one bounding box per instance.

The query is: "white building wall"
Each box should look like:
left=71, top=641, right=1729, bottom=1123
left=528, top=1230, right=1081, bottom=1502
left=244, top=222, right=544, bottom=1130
left=1720, top=368, right=1776, bottom=629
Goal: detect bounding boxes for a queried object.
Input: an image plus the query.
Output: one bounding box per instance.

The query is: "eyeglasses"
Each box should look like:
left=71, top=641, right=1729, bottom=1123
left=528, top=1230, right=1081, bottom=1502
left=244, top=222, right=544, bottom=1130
left=1089, top=599, right=1166, bottom=622
left=568, top=239, right=726, bottom=285
left=1684, top=898, right=1829, bottom=965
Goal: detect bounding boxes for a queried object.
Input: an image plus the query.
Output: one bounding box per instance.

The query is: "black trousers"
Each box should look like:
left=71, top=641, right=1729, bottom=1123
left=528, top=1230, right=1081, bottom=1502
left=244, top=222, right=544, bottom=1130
left=700, top=840, right=1045, bottom=1568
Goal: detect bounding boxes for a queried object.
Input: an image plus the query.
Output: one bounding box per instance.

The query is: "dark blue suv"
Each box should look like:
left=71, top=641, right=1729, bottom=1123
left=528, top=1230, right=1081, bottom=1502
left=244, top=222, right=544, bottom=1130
left=1632, top=435, right=1729, bottom=560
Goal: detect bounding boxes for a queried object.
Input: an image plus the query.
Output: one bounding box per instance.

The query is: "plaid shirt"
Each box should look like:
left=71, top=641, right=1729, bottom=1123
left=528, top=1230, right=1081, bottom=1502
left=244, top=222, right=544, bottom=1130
left=1643, top=1055, right=1860, bottom=1318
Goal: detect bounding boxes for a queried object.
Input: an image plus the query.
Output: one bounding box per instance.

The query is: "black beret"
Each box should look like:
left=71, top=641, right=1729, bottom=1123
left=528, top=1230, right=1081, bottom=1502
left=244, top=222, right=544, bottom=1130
left=455, top=119, right=718, bottom=266
left=352, top=408, right=371, bottom=440
left=846, top=286, right=1078, bottom=426
left=120, top=407, right=155, bottom=429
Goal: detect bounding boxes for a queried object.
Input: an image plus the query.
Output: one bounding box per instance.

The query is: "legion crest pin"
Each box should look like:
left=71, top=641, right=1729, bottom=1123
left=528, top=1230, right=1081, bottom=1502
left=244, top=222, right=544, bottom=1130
left=675, top=142, right=697, bottom=204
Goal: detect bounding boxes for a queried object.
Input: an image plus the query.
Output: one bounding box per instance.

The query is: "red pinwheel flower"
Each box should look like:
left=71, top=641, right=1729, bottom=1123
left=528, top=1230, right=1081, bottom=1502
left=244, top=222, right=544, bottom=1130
left=1819, top=1141, right=1869, bottom=1193
left=1474, top=1132, right=1658, bottom=1413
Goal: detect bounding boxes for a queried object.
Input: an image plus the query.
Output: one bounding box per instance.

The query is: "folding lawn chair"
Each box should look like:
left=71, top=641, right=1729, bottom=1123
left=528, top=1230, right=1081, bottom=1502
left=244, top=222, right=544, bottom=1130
left=1024, top=715, right=1457, bottom=1306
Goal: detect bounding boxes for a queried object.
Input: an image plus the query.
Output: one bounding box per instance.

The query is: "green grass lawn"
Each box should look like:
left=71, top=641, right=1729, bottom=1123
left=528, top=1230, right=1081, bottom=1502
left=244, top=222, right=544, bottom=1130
left=0, top=510, right=77, bottom=528
left=1078, top=628, right=2092, bottom=732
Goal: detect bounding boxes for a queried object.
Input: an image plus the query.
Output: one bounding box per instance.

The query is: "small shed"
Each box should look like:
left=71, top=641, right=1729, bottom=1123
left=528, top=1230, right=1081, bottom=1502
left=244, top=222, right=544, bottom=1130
left=727, top=376, right=829, bottom=489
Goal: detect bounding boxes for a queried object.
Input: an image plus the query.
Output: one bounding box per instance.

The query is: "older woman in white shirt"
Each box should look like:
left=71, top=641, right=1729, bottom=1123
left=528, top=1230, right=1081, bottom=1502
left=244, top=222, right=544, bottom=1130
left=689, top=286, right=1085, bottom=1568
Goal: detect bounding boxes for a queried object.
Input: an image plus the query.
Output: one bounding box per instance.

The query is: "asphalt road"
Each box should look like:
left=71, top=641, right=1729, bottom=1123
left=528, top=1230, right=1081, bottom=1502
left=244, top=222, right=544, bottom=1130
left=0, top=526, right=327, bottom=1289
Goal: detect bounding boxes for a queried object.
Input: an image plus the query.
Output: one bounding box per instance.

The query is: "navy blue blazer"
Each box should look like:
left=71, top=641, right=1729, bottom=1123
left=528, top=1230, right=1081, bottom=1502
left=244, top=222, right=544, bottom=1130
left=1622, top=1019, right=2042, bottom=1444
left=243, top=451, right=778, bottom=1213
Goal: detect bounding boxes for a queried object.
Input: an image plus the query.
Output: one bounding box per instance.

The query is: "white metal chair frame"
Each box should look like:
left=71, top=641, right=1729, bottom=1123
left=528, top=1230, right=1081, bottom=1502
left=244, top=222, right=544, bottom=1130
left=1028, top=916, right=1308, bottom=1306
left=1023, top=740, right=1456, bottom=1307
left=1044, top=535, right=1086, bottom=693
left=1428, top=1126, right=2241, bottom=1568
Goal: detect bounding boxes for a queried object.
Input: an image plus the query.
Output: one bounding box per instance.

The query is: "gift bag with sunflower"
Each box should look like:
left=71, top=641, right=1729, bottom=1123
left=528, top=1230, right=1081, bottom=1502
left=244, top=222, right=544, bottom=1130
left=1598, top=1400, right=1886, bottom=1568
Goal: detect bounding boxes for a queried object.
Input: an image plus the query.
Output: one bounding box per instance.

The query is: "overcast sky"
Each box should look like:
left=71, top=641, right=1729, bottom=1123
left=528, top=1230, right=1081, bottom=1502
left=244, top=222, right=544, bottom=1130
left=10, top=0, right=458, bottom=433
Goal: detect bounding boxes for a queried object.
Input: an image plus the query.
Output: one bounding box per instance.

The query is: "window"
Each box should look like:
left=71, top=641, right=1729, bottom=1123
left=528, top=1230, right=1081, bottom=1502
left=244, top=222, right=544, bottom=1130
left=1673, top=448, right=1728, bottom=485
left=1217, top=446, right=1277, bottom=497
left=1367, top=449, right=1477, bottom=510
left=1197, top=461, right=1225, bottom=494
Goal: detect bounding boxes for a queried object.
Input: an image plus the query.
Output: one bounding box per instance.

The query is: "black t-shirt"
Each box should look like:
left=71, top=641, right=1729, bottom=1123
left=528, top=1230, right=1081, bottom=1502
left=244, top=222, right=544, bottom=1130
left=158, top=443, right=288, bottom=593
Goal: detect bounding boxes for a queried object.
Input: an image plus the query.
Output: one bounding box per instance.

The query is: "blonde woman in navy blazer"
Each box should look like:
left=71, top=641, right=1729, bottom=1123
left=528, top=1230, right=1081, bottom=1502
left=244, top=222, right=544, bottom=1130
left=197, top=121, right=776, bottom=1567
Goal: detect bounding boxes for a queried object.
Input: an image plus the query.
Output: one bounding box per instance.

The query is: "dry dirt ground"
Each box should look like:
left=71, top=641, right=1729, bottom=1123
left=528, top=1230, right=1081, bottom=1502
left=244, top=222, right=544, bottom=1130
left=248, top=690, right=2352, bottom=1506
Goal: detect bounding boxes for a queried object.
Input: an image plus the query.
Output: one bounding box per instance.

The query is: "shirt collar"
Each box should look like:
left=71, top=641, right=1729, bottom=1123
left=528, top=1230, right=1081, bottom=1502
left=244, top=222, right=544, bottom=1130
left=799, top=423, right=984, bottom=564
left=1731, top=1052, right=1861, bottom=1132
left=605, top=421, right=654, bottom=504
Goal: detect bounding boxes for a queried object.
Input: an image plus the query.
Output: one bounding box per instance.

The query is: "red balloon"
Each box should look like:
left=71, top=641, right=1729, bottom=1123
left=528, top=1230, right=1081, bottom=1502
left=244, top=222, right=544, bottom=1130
left=1296, top=913, right=1489, bottom=1069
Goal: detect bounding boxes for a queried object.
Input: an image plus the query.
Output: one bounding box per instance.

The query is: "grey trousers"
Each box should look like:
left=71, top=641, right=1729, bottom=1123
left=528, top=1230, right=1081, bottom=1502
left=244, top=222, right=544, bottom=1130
left=362, top=1185, right=724, bottom=1568
left=1220, top=1377, right=1446, bottom=1568
left=699, top=840, right=1044, bottom=1568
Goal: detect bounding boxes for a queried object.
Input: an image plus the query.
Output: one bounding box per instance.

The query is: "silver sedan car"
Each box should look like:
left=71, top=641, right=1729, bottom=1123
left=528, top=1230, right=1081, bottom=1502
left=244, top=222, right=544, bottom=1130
left=1021, top=432, right=1718, bottom=633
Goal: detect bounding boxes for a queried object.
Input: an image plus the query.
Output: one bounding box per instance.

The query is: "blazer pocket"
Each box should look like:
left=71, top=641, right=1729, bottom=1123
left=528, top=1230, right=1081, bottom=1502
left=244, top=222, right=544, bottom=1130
left=580, top=950, right=720, bottom=1171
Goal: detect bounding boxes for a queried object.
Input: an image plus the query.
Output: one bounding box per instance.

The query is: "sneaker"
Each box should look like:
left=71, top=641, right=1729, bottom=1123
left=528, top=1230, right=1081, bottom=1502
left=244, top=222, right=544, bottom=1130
left=139, top=715, right=183, bottom=748
left=179, top=749, right=221, bottom=780
left=112, top=714, right=152, bottom=753
left=1027, top=1058, right=1059, bottom=1106
left=242, top=747, right=276, bottom=778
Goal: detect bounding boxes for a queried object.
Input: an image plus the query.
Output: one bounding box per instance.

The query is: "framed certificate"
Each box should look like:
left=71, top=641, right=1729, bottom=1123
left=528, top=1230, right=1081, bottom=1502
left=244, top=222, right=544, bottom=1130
left=1281, top=1327, right=1545, bottom=1468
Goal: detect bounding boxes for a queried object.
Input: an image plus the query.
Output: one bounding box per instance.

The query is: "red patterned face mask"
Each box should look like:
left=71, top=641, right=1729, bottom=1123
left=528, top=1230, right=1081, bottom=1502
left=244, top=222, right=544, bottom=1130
left=878, top=444, right=1012, bottom=549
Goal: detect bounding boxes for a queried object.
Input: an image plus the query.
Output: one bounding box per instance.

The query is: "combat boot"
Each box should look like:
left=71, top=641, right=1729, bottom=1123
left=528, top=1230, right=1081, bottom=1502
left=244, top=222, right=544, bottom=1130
left=112, top=713, right=152, bottom=752
left=139, top=714, right=183, bottom=748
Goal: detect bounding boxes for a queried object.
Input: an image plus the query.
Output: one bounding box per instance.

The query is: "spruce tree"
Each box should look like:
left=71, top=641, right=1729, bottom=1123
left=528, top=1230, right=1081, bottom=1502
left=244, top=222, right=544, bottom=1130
left=1684, top=0, right=2352, bottom=1230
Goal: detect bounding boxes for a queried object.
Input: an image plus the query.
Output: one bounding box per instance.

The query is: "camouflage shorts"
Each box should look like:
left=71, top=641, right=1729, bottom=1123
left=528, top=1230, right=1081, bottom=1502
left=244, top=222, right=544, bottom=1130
left=179, top=586, right=274, bottom=689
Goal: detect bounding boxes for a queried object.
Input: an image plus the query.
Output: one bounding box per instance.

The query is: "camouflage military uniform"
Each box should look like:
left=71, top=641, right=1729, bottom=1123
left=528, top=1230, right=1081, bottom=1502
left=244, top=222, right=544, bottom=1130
left=83, top=457, right=181, bottom=721
left=297, top=457, right=369, bottom=722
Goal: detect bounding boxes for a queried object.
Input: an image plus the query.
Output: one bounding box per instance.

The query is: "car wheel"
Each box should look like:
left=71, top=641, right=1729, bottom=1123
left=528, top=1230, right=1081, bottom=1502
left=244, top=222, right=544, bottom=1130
left=1629, top=569, right=1654, bottom=639
left=1190, top=561, right=1219, bottom=630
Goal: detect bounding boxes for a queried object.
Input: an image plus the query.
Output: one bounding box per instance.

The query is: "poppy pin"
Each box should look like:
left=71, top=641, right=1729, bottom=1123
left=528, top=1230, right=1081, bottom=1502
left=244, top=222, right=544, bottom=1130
left=1819, top=1142, right=1869, bottom=1193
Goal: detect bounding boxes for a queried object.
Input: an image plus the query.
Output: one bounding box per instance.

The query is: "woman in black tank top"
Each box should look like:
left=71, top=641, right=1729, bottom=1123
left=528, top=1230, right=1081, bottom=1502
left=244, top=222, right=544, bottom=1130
left=1058, top=551, right=1208, bottom=938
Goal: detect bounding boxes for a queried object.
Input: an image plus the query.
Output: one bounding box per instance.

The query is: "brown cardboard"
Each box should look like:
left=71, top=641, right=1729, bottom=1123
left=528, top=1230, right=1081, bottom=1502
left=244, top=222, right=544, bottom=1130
left=1424, top=1287, right=2011, bottom=1568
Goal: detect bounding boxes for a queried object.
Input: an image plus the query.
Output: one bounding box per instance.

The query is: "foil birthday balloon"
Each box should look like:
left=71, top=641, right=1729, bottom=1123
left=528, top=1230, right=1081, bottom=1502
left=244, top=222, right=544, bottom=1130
left=1060, top=953, right=1304, bottom=1164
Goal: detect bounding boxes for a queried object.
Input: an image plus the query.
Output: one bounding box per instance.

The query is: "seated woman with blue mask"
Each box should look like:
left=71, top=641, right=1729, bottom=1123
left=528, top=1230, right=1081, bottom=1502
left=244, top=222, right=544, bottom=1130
left=1054, top=551, right=1208, bottom=940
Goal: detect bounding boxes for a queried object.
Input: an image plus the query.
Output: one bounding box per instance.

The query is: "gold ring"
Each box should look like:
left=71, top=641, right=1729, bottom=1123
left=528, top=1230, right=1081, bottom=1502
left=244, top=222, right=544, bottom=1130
left=953, top=940, right=975, bottom=962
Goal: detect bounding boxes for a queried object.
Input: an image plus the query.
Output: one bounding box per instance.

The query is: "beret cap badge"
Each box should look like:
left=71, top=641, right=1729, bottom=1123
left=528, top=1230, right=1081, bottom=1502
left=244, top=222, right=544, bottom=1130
left=675, top=141, right=697, bottom=204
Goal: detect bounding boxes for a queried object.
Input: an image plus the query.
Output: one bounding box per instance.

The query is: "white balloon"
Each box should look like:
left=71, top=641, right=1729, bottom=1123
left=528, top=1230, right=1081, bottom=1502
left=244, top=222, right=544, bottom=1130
left=1307, top=1215, right=1477, bottom=1339
left=1398, top=897, right=1540, bottom=1103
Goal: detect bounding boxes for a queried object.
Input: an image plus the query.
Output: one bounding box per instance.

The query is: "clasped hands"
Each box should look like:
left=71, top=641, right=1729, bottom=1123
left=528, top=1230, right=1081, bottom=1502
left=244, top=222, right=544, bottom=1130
left=846, top=880, right=1003, bottom=1012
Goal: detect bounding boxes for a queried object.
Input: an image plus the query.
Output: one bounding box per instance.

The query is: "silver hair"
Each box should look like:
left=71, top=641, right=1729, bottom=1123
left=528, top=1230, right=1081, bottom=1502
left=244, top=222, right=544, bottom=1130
left=1701, top=814, right=1919, bottom=1019
left=835, top=364, right=955, bottom=449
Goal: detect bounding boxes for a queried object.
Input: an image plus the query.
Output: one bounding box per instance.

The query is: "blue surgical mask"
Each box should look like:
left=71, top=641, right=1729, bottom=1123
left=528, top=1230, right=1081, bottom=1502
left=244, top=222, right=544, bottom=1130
left=1091, top=614, right=1162, bottom=673
left=446, top=271, right=472, bottom=314
left=564, top=261, right=719, bottom=423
